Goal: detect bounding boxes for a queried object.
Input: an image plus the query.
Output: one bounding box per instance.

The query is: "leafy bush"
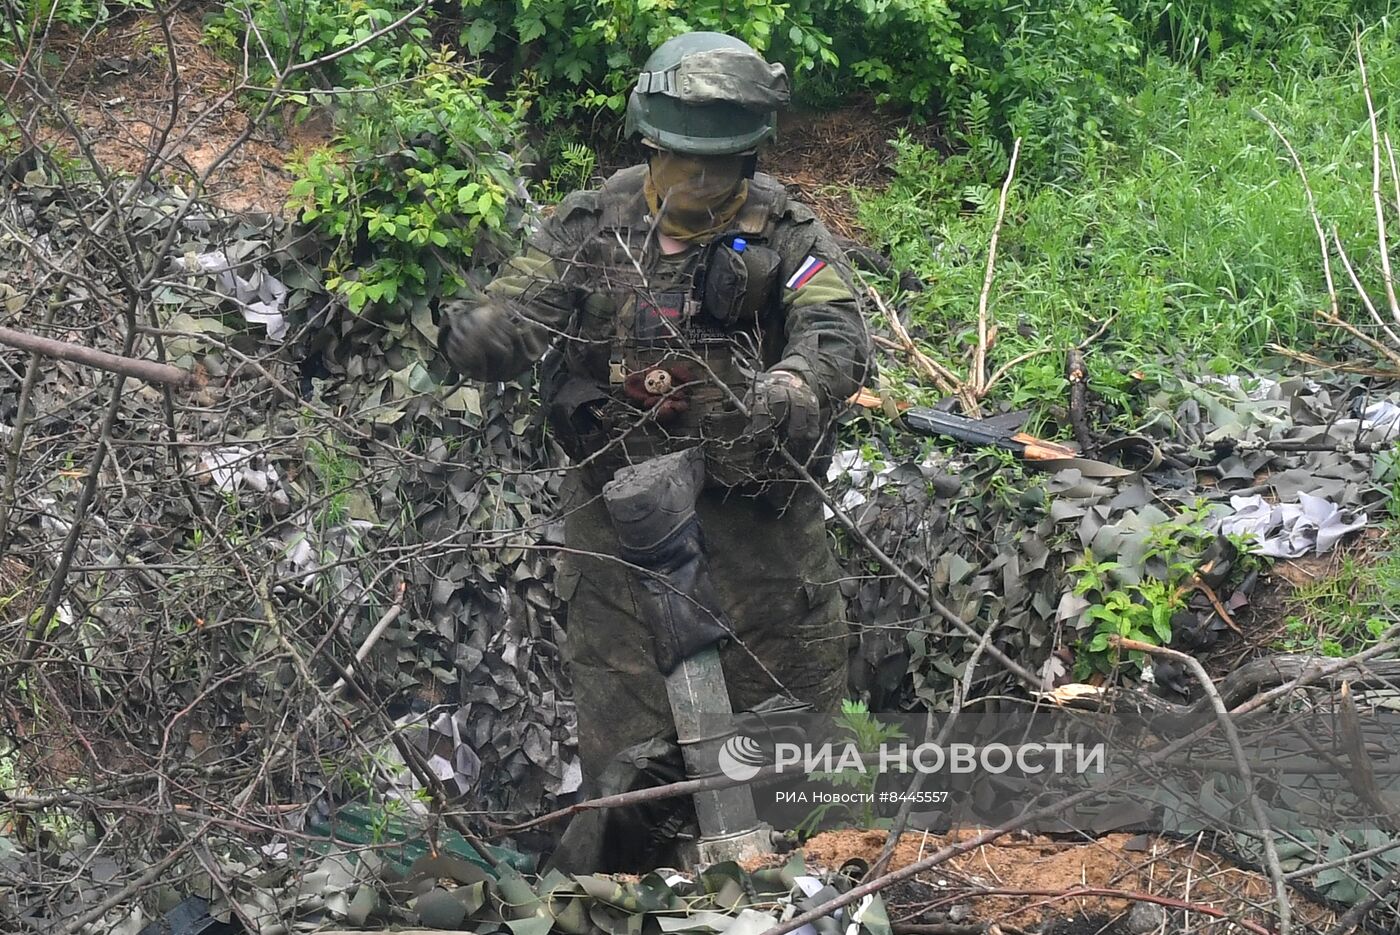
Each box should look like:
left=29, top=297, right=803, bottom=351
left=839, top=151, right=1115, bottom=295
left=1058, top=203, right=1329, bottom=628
left=829, top=0, right=1138, bottom=172
left=456, top=0, right=836, bottom=121
left=204, top=0, right=432, bottom=89
left=1127, top=0, right=1388, bottom=59
left=287, top=56, right=527, bottom=315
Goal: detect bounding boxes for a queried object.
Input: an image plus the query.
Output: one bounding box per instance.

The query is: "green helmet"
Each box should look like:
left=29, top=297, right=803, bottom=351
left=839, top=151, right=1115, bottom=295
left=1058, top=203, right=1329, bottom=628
left=625, top=32, right=790, bottom=156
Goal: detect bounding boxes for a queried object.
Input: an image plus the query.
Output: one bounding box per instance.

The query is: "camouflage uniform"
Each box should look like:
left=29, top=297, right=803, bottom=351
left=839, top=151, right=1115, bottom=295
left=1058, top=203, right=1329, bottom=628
left=437, top=33, right=871, bottom=867
left=473, top=163, right=869, bottom=780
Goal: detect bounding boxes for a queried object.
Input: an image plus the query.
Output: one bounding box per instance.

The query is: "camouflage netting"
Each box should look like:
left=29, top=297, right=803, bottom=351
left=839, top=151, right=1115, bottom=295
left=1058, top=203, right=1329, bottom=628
left=834, top=370, right=1399, bottom=708
left=0, top=173, right=576, bottom=819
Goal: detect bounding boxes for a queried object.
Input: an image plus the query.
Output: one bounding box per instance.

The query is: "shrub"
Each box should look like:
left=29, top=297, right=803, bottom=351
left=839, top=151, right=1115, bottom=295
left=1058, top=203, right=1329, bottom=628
left=287, top=55, right=527, bottom=316
left=455, top=0, right=837, bottom=121
left=204, top=0, right=433, bottom=90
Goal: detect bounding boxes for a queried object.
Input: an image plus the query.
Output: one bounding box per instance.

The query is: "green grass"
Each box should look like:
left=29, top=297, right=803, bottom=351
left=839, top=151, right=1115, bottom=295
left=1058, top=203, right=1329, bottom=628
left=1276, top=535, right=1400, bottom=656
left=859, top=26, right=1400, bottom=426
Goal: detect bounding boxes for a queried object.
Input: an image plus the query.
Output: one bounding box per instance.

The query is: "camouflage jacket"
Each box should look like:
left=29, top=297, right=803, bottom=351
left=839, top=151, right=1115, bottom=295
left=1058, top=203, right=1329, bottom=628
left=484, top=165, right=870, bottom=484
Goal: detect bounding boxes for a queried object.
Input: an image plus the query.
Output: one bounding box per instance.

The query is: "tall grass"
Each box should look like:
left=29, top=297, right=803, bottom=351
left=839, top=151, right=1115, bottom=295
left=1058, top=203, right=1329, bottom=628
left=859, top=26, right=1400, bottom=422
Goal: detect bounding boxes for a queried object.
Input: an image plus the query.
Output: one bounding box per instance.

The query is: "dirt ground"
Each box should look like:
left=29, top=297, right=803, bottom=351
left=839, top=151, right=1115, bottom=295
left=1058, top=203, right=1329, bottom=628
left=762, top=100, right=937, bottom=241
left=788, top=829, right=1339, bottom=932
left=14, top=10, right=326, bottom=214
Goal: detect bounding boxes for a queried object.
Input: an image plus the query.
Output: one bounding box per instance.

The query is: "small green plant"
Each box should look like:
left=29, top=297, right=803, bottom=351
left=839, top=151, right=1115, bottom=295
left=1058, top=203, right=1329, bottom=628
left=1070, top=501, right=1262, bottom=675
left=306, top=437, right=358, bottom=526
left=533, top=140, right=596, bottom=203
left=1277, top=540, right=1400, bottom=657
left=795, top=699, right=906, bottom=835
left=1081, top=577, right=1180, bottom=667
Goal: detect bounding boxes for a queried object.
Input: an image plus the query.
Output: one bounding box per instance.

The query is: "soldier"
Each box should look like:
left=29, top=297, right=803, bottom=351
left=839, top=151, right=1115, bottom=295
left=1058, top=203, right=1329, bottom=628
left=438, top=31, right=870, bottom=868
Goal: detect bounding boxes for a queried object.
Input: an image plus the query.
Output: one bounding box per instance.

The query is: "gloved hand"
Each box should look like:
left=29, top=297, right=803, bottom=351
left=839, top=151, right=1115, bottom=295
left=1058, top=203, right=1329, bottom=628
left=436, top=300, right=523, bottom=381
left=745, top=369, right=822, bottom=456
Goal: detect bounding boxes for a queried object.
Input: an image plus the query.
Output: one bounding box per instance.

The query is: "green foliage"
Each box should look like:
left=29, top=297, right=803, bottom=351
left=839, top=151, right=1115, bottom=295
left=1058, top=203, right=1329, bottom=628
left=204, top=0, right=432, bottom=89
left=287, top=57, right=525, bottom=315
left=457, top=0, right=836, bottom=122
left=2, top=0, right=151, bottom=60
left=834, top=0, right=1138, bottom=172
left=861, top=27, right=1400, bottom=421
left=1070, top=502, right=1258, bottom=673
left=796, top=699, right=906, bottom=835
left=1278, top=537, right=1400, bottom=656
left=1128, top=0, right=1391, bottom=60
left=533, top=138, right=597, bottom=203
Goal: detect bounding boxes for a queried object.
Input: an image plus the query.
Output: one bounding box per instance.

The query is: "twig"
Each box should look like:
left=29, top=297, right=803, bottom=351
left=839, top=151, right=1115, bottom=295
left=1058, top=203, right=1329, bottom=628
left=972, top=138, right=1021, bottom=397
left=1337, top=680, right=1399, bottom=832
left=330, top=581, right=408, bottom=695
left=0, top=324, right=194, bottom=387
left=870, top=617, right=999, bottom=879
left=867, top=283, right=978, bottom=415
left=282, top=1, right=428, bottom=76
left=59, top=827, right=209, bottom=934
left=1191, top=575, right=1243, bottom=636
left=17, top=296, right=142, bottom=664
left=1285, top=837, right=1400, bottom=881
left=982, top=315, right=1115, bottom=396
left=1267, top=344, right=1400, bottom=378
left=1254, top=107, right=1341, bottom=320
left=1355, top=36, right=1400, bottom=329
left=1325, top=862, right=1400, bottom=935
left=1331, top=230, right=1400, bottom=350
left=488, top=765, right=783, bottom=834
left=1065, top=348, right=1092, bottom=455
left=1109, top=637, right=1292, bottom=935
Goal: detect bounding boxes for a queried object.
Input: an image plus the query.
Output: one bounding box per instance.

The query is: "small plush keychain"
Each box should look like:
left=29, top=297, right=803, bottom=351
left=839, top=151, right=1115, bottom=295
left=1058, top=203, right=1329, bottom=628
left=623, top=363, right=695, bottom=421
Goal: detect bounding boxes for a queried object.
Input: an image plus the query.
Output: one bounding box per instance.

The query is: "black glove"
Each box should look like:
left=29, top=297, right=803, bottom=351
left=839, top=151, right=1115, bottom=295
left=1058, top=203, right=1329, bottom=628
left=436, top=300, right=524, bottom=381
left=745, top=369, right=822, bottom=456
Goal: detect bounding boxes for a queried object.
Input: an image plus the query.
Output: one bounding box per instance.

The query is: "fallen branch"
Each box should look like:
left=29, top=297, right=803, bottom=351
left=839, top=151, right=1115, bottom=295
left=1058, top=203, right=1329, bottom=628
left=1265, top=344, right=1400, bottom=379
left=487, top=765, right=783, bottom=835
left=867, top=284, right=979, bottom=415
left=330, top=581, right=408, bottom=695
left=1338, top=680, right=1400, bottom=833
left=748, top=634, right=1400, bottom=935
left=1109, top=637, right=1291, bottom=935
left=0, top=324, right=194, bottom=388
left=1326, top=862, right=1400, bottom=935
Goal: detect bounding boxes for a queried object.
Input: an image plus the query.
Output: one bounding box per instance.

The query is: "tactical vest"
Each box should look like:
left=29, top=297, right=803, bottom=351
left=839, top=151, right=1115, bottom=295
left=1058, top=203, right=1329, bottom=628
left=544, top=166, right=791, bottom=489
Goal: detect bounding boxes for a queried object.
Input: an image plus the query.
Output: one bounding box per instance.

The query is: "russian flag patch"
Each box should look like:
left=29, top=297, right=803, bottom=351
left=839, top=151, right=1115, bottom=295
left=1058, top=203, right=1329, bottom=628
left=785, top=255, right=827, bottom=290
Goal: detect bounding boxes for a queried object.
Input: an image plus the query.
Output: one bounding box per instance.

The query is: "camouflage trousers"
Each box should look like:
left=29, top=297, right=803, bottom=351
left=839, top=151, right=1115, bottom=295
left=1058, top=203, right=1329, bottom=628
left=555, top=471, right=852, bottom=787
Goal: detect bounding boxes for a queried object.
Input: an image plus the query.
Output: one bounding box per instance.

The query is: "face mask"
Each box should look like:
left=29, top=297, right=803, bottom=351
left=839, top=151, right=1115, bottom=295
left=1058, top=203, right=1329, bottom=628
left=643, top=150, right=750, bottom=243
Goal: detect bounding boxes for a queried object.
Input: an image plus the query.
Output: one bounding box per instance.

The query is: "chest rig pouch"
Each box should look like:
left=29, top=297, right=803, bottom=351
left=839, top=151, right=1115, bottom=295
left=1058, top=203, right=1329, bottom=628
left=695, top=233, right=783, bottom=325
